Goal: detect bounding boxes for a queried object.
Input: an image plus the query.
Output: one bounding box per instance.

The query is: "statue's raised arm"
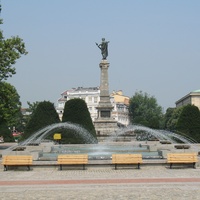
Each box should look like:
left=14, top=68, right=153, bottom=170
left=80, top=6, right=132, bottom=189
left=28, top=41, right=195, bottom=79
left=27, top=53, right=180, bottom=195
left=96, top=38, right=109, bottom=60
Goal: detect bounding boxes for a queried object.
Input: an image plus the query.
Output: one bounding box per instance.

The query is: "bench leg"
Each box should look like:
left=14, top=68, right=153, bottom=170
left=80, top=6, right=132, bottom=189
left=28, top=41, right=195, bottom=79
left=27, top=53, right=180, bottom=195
left=83, top=164, right=86, bottom=170
left=138, top=163, right=140, bottom=169
left=4, top=165, right=7, bottom=171
left=27, top=166, right=30, bottom=171
left=115, top=164, right=117, bottom=170
left=170, top=163, right=172, bottom=169
left=60, top=164, right=62, bottom=170
left=193, top=162, right=196, bottom=169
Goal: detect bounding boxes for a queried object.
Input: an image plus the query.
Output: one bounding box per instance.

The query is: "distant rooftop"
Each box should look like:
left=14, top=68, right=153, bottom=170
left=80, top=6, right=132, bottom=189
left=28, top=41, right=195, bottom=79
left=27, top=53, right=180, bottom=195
left=192, top=89, right=200, bottom=93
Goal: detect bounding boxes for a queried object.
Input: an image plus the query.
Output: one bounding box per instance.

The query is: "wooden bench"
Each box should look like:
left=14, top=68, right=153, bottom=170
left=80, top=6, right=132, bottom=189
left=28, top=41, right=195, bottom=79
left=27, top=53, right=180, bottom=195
left=167, top=153, right=198, bottom=169
left=112, top=154, right=143, bottom=170
left=2, top=155, right=33, bottom=171
left=57, top=154, right=88, bottom=170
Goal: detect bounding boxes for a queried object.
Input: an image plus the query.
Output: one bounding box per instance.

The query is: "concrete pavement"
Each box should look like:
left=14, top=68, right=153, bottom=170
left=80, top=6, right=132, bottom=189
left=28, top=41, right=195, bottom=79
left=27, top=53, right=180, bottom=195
left=0, top=166, right=200, bottom=199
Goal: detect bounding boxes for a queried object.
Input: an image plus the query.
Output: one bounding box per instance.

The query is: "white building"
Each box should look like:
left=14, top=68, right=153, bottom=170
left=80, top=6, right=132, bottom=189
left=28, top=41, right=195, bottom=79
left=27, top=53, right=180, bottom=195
left=111, top=90, right=130, bottom=126
left=56, top=87, right=100, bottom=121
left=56, top=87, right=130, bottom=126
left=176, top=89, right=200, bottom=110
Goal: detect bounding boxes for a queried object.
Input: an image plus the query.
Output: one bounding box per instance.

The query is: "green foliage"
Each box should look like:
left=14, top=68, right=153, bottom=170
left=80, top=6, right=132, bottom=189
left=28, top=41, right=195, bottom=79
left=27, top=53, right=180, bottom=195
left=27, top=101, right=40, bottom=113
left=24, top=101, right=60, bottom=139
left=22, top=101, right=40, bottom=126
left=129, top=91, right=163, bottom=129
left=0, top=82, right=22, bottom=129
left=176, top=105, right=200, bottom=142
left=62, top=99, right=97, bottom=144
left=0, top=120, right=14, bottom=142
left=0, top=5, right=27, bottom=141
left=163, top=108, right=175, bottom=129
left=0, top=6, right=28, bottom=81
left=164, top=107, right=183, bottom=131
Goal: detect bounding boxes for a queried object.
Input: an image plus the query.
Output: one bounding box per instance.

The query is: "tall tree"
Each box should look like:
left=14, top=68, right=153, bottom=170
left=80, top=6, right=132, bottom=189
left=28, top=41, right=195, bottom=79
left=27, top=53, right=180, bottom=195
left=0, top=120, right=14, bottom=142
left=22, top=101, right=40, bottom=126
left=164, top=107, right=183, bottom=131
left=27, top=101, right=40, bottom=114
left=0, top=5, right=27, bottom=141
left=129, top=91, right=163, bottom=129
left=62, top=99, right=97, bottom=143
left=176, top=104, right=200, bottom=142
left=24, top=101, right=60, bottom=139
left=0, top=82, right=22, bottom=142
left=0, top=5, right=28, bottom=81
left=0, top=81, right=22, bottom=128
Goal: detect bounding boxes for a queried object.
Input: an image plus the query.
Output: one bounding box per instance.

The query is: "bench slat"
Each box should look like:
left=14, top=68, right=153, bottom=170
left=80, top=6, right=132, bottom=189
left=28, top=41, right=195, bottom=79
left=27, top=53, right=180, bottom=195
left=2, top=155, right=33, bottom=171
left=112, top=154, right=142, bottom=164
left=167, top=153, right=198, bottom=169
left=112, top=154, right=142, bottom=169
left=57, top=154, right=88, bottom=170
left=57, top=154, right=88, bottom=164
left=2, top=156, right=33, bottom=165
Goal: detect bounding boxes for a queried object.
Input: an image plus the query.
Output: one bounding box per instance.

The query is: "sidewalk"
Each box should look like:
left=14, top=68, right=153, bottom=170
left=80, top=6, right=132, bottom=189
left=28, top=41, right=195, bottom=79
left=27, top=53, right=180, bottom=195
left=0, top=166, right=200, bottom=200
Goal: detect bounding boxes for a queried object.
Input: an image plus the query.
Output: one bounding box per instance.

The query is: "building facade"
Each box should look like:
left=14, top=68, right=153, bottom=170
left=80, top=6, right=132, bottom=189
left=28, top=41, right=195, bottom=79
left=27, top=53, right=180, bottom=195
left=111, top=90, right=130, bottom=126
left=56, top=87, right=130, bottom=126
left=176, top=89, right=200, bottom=110
left=56, top=87, right=100, bottom=121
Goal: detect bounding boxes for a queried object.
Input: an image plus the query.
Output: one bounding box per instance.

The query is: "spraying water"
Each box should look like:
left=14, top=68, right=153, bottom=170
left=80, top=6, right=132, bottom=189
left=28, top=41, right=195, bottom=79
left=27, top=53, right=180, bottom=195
left=6, top=122, right=98, bottom=151
left=104, top=124, right=197, bottom=144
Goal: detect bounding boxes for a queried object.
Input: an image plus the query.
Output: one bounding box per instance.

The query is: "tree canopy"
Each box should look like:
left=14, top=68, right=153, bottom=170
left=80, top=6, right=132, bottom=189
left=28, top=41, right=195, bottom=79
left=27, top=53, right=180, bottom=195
left=62, top=99, right=97, bottom=143
left=129, top=91, right=163, bottom=129
left=164, top=106, right=184, bottom=131
left=0, top=81, right=22, bottom=128
left=0, top=5, right=27, bottom=141
left=23, top=101, right=60, bottom=139
left=176, top=104, right=200, bottom=142
left=0, top=5, right=28, bottom=81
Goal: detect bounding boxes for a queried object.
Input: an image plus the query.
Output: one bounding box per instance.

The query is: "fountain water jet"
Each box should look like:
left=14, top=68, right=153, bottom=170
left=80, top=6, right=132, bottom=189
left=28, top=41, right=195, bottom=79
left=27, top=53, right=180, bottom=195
left=6, top=122, right=98, bottom=152
left=104, top=124, right=197, bottom=144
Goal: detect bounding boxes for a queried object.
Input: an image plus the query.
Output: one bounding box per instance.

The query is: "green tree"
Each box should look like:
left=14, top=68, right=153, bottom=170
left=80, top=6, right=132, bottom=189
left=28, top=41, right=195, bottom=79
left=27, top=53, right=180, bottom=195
left=0, top=120, right=14, bottom=142
left=0, top=81, right=22, bottom=129
left=176, top=104, right=200, bottom=142
left=0, top=5, right=27, bottom=141
left=0, top=5, right=28, bottom=81
left=23, top=101, right=60, bottom=139
left=163, top=108, right=175, bottom=129
left=129, top=91, right=163, bottom=129
left=164, top=107, right=183, bottom=131
left=62, top=99, right=97, bottom=144
left=27, top=101, right=40, bottom=113
left=22, top=101, right=40, bottom=127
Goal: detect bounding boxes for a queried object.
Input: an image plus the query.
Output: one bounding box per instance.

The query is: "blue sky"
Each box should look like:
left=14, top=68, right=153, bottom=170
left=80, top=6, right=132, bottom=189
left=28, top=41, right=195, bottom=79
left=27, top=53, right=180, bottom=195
left=1, top=0, right=200, bottom=111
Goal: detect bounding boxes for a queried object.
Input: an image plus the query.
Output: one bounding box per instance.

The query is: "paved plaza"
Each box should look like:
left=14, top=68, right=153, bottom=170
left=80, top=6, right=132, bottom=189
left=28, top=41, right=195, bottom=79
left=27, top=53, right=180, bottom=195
left=0, top=165, right=200, bottom=200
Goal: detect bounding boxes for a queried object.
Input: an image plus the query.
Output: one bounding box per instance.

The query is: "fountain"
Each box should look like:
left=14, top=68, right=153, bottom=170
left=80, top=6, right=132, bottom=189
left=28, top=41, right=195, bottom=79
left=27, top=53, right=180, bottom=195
left=2, top=123, right=199, bottom=162
left=21, top=122, right=98, bottom=145
left=110, top=124, right=197, bottom=144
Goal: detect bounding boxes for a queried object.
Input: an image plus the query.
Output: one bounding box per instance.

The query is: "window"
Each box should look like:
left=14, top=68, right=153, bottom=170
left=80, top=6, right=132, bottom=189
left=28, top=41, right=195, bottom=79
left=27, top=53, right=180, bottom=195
left=89, top=107, right=92, bottom=111
left=94, top=97, right=98, bottom=103
left=88, top=97, right=92, bottom=102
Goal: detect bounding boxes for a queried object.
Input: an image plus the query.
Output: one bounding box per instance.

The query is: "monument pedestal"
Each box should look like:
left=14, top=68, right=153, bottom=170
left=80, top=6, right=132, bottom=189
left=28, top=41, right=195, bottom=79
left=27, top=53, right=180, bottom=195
left=94, top=60, right=118, bottom=138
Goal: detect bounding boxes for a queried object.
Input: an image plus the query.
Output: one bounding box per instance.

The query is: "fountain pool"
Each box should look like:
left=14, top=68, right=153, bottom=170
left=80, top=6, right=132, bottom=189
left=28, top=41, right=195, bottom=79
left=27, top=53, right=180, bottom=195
left=39, top=143, right=160, bottom=161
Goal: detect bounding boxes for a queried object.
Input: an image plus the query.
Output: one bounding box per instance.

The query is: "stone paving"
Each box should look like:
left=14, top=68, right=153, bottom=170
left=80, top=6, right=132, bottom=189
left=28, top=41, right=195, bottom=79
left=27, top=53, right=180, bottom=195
left=0, top=165, right=200, bottom=199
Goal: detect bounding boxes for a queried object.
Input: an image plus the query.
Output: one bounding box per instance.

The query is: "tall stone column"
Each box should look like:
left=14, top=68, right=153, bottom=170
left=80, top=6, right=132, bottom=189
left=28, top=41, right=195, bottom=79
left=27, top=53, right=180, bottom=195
left=94, top=60, right=118, bottom=138
left=98, top=60, right=113, bottom=111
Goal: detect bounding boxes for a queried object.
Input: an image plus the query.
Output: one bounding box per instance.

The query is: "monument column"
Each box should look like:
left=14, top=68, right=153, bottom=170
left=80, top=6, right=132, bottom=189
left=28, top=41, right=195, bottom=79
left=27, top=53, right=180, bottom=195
left=97, top=60, right=113, bottom=117
left=94, top=38, right=118, bottom=139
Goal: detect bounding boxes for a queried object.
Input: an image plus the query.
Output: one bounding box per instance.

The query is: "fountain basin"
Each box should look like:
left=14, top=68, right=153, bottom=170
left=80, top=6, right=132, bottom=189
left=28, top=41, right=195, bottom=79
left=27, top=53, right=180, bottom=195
left=38, top=143, right=161, bottom=161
